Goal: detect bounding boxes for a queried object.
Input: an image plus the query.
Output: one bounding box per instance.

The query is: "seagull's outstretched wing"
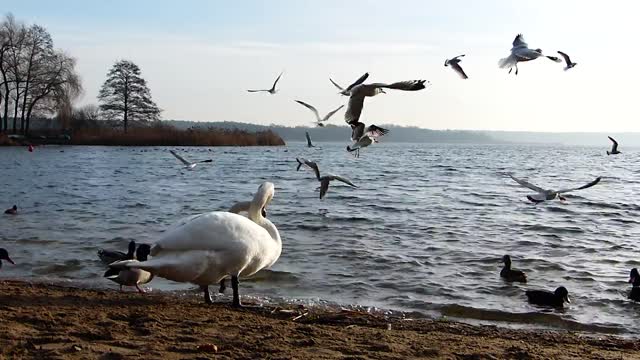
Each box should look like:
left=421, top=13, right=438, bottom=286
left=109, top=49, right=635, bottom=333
left=450, top=62, right=469, bottom=79
left=608, top=136, right=619, bottom=152
left=170, top=150, right=192, bottom=166
left=270, top=72, right=283, bottom=91
left=345, top=72, right=369, bottom=93
left=329, top=78, right=344, bottom=91
left=322, top=104, right=344, bottom=122
left=247, top=89, right=269, bottom=93
left=512, top=34, right=527, bottom=48
left=557, top=51, right=572, bottom=66
left=508, top=174, right=545, bottom=193
left=296, top=158, right=321, bottom=180
left=364, top=125, right=389, bottom=138
left=305, top=131, right=314, bottom=147
left=345, top=93, right=366, bottom=124
left=327, top=174, right=357, bottom=188
left=557, top=177, right=601, bottom=194
left=295, top=100, right=320, bottom=121
left=319, top=178, right=330, bottom=199
left=370, top=80, right=428, bottom=91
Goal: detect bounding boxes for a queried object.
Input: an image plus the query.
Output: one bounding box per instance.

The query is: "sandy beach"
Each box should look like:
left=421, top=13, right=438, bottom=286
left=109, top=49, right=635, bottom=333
left=0, top=280, right=638, bottom=359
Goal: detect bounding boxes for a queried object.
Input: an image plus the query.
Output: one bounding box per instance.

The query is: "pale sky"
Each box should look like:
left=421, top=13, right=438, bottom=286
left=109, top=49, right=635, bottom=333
left=6, top=1, right=640, bottom=132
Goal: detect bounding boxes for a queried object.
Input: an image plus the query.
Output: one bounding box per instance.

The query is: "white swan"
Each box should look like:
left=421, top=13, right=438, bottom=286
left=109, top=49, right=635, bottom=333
left=508, top=174, right=601, bottom=203
left=498, top=34, right=562, bottom=75
left=111, top=182, right=281, bottom=306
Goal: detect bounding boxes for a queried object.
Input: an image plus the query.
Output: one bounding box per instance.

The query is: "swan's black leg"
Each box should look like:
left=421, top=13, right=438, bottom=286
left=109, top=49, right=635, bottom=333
left=231, top=275, right=241, bottom=307
left=218, top=279, right=226, bottom=293
left=203, top=285, right=213, bottom=304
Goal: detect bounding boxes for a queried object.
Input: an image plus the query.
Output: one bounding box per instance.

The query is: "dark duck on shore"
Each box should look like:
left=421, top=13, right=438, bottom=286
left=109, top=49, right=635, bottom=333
left=98, top=240, right=136, bottom=265
left=500, top=255, right=527, bottom=283
left=0, top=248, right=15, bottom=269
left=4, top=205, right=17, bottom=215
left=628, top=268, right=640, bottom=301
left=526, top=286, right=570, bottom=308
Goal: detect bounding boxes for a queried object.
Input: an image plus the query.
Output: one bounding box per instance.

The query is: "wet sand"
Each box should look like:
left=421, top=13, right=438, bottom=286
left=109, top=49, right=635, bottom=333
left=0, top=280, right=638, bottom=359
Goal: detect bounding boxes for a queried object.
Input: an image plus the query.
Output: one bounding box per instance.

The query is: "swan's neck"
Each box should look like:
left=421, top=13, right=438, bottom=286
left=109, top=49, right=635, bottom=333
left=261, top=218, right=281, bottom=246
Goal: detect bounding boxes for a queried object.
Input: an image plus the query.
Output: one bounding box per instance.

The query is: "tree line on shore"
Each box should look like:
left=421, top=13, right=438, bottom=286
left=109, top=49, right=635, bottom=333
left=0, top=13, right=283, bottom=146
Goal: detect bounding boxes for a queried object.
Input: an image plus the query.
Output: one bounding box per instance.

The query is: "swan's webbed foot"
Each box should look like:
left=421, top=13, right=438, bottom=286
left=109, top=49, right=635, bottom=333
left=231, top=275, right=242, bottom=308
left=203, top=285, right=213, bottom=304
left=218, top=279, right=226, bottom=294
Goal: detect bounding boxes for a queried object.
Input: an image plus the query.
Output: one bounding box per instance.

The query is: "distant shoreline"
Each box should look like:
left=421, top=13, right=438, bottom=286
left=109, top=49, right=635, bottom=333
left=0, top=127, right=286, bottom=147
left=0, top=280, right=638, bottom=359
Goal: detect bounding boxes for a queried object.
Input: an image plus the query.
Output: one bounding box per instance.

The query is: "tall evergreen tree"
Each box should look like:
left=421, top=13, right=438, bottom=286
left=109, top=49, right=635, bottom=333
left=98, top=60, right=160, bottom=132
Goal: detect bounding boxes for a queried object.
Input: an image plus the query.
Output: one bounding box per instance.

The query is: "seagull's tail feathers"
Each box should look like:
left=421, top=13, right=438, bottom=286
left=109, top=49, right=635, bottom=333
left=498, top=55, right=515, bottom=69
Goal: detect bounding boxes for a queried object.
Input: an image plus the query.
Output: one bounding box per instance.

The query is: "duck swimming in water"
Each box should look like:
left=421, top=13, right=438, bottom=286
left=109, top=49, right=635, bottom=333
left=98, top=240, right=136, bottom=265
left=500, top=255, right=527, bottom=283
left=628, top=268, right=640, bottom=301
left=0, top=248, right=15, bottom=269
left=526, top=286, right=570, bottom=308
left=4, top=205, right=17, bottom=215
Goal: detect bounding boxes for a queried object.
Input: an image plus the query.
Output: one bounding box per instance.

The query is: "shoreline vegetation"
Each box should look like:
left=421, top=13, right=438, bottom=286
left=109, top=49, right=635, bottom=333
left=0, top=126, right=286, bottom=147
left=1, top=280, right=638, bottom=360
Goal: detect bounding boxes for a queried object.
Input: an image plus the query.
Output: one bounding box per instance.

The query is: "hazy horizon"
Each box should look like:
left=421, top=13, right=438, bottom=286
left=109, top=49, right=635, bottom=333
left=9, top=1, right=640, bottom=132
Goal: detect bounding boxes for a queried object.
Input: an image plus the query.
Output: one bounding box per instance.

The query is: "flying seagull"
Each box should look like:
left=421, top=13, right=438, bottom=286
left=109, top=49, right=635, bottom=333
left=305, top=131, right=314, bottom=148
left=607, top=136, right=621, bottom=155
left=329, top=72, right=369, bottom=96
left=170, top=150, right=213, bottom=170
left=296, top=158, right=357, bottom=199
left=508, top=173, right=601, bottom=203
left=344, top=80, right=428, bottom=124
left=557, top=51, right=577, bottom=71
left=247, top=71, right=283, bottom=94
left=498, top=34, right=562, bottom=75
left=444, top=55, right=469, bottom=79
left=346, top=123, right=389, bottom=158
left=294, top=100, right=344, bottom=127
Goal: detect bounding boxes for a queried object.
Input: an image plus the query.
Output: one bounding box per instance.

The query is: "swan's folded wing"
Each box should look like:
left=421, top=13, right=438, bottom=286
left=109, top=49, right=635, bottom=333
left=557, top=177, right=601, bottom=194
left=508, top=174, right=545, bottom=193
left=153, top=212, right=269, bottom=254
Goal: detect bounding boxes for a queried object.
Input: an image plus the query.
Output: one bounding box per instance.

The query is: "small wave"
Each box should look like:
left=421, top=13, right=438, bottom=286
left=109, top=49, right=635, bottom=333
left=438, top=304, right=623, bottom=334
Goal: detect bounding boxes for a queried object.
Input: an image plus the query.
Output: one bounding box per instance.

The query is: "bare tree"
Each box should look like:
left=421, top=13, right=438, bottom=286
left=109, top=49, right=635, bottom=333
left=98, top=60, right=161, bottom=133
left=0, top=14, right=81, bottom=135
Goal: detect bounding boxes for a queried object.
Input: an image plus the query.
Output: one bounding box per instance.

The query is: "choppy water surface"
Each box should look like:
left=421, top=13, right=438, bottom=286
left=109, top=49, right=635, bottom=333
left=2, top=143, right=640, bottom=335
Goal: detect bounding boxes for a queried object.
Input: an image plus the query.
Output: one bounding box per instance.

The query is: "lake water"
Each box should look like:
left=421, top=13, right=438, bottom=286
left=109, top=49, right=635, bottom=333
left=1, top=142, right=640, bottom=335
